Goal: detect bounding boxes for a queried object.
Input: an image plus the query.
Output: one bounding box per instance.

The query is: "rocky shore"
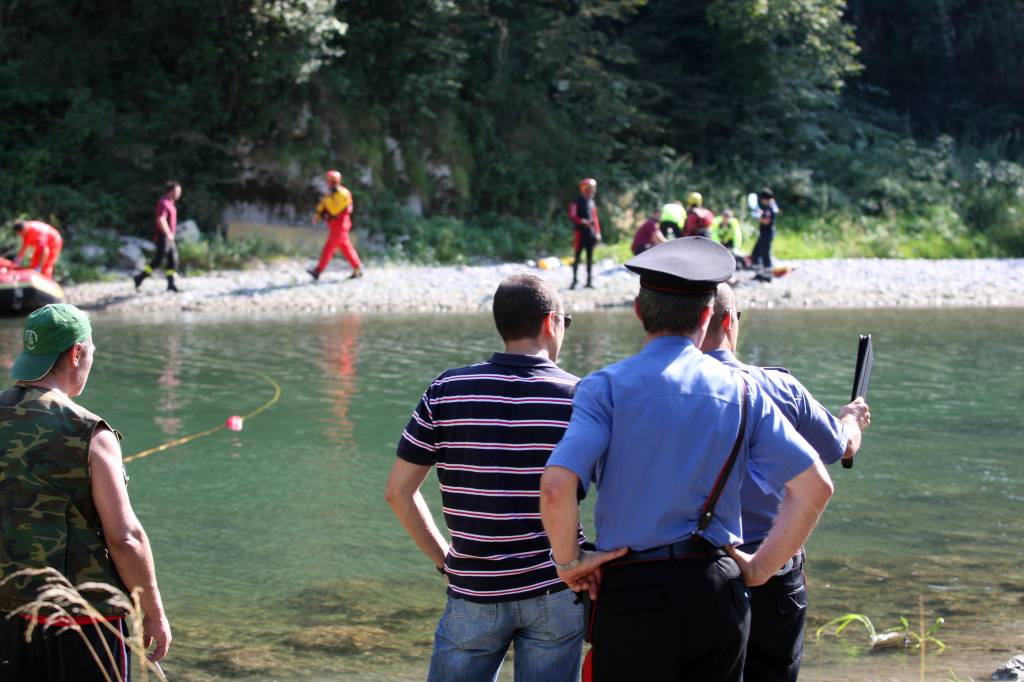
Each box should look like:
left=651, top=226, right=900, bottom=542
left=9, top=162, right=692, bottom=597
left=65, top=257, right=1024, bottom=317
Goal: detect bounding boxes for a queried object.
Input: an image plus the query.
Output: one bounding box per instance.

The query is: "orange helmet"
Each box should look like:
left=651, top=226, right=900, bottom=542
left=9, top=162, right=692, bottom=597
left=325, top=170, right=342, bottom=186
left=579, top=178, right=597, bottom=190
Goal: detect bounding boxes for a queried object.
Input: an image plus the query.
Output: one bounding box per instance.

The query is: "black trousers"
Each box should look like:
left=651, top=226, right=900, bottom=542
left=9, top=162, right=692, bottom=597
left=573, top=228, right=597, bottom=285
left=751, top=226, right=774, bottom=271
left=590, top=554, right=750, bottom=681
left=0, top=615, right=131, bottom=682
left=744, top=566, right=808, bottom=682
left=149, top=234, right=179, bottom=273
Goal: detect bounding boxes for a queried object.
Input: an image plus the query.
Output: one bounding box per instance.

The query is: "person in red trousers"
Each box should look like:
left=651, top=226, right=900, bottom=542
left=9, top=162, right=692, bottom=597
left=12, top=221, right=63, bottom=279
left=308, top=170, right=363, bottom=281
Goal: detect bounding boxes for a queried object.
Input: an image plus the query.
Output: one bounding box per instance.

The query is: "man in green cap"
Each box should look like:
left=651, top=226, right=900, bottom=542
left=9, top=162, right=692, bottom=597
left=0, top=304, right=172, bottom=681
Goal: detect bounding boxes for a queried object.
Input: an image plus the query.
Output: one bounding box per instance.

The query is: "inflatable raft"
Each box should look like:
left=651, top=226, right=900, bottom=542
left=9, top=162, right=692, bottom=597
left=0, top=258, right=65, bottom=315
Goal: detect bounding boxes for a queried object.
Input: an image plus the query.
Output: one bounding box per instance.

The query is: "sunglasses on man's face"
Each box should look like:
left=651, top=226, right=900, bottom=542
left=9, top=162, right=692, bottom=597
left=547, top=311, right=573, bottom=329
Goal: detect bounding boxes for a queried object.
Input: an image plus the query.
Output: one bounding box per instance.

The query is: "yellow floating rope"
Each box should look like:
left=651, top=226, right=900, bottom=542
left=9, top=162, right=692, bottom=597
left=123, top=366, right=282, bottom=464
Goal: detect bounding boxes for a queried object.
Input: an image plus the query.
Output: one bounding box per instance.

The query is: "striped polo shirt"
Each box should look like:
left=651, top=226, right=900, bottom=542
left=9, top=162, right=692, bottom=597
left=397, top=352, right=584, bottom=603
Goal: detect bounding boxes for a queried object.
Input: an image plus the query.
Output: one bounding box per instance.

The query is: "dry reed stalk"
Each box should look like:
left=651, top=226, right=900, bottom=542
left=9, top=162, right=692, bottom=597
left=919, top=596, right=926, bottom=682
left=1, top=567, right=165, bottom=681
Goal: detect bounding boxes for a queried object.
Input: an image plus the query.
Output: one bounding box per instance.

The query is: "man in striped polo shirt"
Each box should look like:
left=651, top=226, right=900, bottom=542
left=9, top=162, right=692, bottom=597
left=386, top=273, right=621, bottom=682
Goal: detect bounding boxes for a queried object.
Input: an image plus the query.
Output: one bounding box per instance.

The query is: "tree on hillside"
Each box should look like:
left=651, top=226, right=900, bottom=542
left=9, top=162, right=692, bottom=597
left=0, top=0, right=345, bottom=231
left=622, top=0, right=860, bottom=165
left=846, top=0, right=1024, bottom=150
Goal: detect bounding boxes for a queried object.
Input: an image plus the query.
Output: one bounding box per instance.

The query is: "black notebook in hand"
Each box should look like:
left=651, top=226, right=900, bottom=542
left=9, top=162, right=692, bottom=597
left=843, top=335, right=873, bottom=469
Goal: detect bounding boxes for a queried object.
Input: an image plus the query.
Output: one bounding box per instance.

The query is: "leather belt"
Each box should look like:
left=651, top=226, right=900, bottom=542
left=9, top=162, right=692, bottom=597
left=609, top=536, right=726, bottom=567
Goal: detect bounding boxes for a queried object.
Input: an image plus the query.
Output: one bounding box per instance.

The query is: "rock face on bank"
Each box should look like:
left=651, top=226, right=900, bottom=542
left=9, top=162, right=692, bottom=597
left=64, top=257, right=1024, bottom=318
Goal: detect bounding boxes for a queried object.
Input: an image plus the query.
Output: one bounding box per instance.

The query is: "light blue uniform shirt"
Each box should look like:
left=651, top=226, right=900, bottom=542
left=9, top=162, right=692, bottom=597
left=547, top=336, right=819, bottom=551
left=707, top=349, right=848, bottom=544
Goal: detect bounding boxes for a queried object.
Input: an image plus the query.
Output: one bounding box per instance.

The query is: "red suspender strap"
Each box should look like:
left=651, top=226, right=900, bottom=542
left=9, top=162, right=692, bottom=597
left=696, top=376, right=749, bottom=533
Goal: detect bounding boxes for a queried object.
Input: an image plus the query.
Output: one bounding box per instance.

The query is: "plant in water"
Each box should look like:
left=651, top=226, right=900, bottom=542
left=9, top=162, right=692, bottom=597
left=815, top=611, right=946, bottom=653
left=0, top=567, right=166, bottom=681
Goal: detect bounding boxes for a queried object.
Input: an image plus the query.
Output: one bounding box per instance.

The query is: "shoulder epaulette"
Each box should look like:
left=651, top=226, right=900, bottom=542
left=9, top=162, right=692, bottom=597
left=762, top=366, right=792, bottom=375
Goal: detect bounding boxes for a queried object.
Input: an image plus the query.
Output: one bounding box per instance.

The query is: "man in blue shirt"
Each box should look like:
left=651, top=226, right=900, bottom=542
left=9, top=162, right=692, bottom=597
left=701, top=282, right=871, bottom=682
left=385, top=273, right=622, bottom=682
left=540, top=238, right=834, bottom=682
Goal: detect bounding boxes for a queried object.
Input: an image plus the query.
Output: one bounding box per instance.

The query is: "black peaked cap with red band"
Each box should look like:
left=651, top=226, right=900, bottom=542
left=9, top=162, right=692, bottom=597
left=625, top=236, right=735, bottom=295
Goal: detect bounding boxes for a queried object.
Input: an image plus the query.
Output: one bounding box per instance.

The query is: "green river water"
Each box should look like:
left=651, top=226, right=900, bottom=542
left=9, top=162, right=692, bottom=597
left=2, top=307, right=1022, bottom=681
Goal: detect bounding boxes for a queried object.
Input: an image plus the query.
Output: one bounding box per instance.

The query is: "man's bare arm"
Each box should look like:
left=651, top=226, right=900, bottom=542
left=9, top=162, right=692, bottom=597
left=727, top=458, right=833, bottom=586
left=90, top=426, right=171, bottom=662
left=156, top=215, right=173, bottom=240
left=384, top=459, right=449, bottom=569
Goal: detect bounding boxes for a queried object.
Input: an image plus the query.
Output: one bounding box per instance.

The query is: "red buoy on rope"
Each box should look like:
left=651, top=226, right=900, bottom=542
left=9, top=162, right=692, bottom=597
left=225, top=415, right=244, bottom=431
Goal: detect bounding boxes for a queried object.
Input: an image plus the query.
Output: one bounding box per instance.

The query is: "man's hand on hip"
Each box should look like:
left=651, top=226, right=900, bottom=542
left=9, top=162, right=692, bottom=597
left=555, top=547, right=628, bottom=600
left=724, top=545, right=772, bottom=587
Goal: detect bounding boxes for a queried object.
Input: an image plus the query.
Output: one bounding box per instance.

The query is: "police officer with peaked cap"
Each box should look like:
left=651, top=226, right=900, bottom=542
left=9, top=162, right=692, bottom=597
left=539, top=237, right=835, bottom=681
left=701, top=281, right=871, bottom=682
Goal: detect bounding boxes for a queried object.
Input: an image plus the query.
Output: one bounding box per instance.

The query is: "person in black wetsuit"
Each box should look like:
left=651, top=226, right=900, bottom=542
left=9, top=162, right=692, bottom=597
left=751, top=188, right=779, bottom=282
left=567, top=178, right=601, bottom=289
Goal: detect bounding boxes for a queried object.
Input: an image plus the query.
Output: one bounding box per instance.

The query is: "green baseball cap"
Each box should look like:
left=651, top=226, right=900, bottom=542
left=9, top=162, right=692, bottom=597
left=10, top=304, right=92, bottom=381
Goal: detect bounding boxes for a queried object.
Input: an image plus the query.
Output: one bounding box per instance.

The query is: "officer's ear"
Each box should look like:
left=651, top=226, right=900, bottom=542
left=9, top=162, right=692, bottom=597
left=698, top=304, right=714, bottom=332
left=633, top=297, right=642, bottom=323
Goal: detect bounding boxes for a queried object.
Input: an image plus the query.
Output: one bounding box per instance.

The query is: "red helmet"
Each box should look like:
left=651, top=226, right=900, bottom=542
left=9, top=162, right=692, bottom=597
left=579, top=177, right=597, bottom=189
left=325, top=170, right=342, bottom=186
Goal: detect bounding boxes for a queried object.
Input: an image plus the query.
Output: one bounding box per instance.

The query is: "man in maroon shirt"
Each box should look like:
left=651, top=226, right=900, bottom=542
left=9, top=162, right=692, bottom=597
left=133, top=181, right=181, bottom=292
left=630, top=212, right=666, bottom=255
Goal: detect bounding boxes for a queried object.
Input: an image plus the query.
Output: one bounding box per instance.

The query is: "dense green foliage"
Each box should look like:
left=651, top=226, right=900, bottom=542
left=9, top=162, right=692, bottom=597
left=1, top=0, right=1022, bottom=265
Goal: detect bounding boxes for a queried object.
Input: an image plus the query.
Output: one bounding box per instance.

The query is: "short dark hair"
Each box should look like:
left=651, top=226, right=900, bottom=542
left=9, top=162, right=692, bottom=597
left=493, top=273, right=562, bottom=342
left=12, top=221, right=25, bottom=232
left=759, top=187, right=774, bottom=200
left=636, top=288, right=712, bottom=335
left=165, top=180, right=180, bottom=193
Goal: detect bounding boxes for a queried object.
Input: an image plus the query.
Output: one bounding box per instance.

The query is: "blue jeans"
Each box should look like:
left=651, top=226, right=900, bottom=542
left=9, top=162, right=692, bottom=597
left=427, top=588, right=584, bottom=682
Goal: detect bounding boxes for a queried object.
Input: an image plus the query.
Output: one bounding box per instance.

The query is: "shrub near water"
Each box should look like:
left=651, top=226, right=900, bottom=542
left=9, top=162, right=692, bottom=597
left=175, top=235, right=291, bottom=272
left=361, top=200, right=565, bottom=265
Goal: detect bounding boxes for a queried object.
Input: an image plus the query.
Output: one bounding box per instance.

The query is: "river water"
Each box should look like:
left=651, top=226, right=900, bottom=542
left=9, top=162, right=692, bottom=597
left=1, top=307, right=1022, bottom=681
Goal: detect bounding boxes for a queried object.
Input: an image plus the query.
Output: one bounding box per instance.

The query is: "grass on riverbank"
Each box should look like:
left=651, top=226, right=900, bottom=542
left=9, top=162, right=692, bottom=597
left=589, top=206, right=995, bottom=264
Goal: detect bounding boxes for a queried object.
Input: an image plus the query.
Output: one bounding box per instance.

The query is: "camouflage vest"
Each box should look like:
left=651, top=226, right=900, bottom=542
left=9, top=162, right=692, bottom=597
left=0, top=385, right=127, bottom=615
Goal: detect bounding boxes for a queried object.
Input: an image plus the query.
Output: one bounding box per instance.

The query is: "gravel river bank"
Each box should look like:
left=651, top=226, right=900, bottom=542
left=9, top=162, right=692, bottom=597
left=65, top=257, right=1024, bottom=317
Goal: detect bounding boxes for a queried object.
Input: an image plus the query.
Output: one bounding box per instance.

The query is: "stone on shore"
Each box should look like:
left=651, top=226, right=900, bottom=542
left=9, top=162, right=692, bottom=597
left=177, top=219, right=202, bottom=242
left=62, top=257, right=1024, bottom=318
left=992, top=654, right=1024, bottom=681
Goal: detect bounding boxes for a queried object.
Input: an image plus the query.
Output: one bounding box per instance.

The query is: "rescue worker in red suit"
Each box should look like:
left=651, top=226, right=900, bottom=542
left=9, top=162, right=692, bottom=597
left=568, top=178, right=601, bottom=289
left=308, top=170, right=363, bottom=281
left=682, top=192, right=715, bottom=238
left=12, top=221, right=63, bottom=279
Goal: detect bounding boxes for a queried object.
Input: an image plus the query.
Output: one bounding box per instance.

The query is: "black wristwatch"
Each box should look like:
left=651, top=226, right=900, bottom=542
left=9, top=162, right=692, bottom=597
left=436, top=564, right=446, bottom=577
